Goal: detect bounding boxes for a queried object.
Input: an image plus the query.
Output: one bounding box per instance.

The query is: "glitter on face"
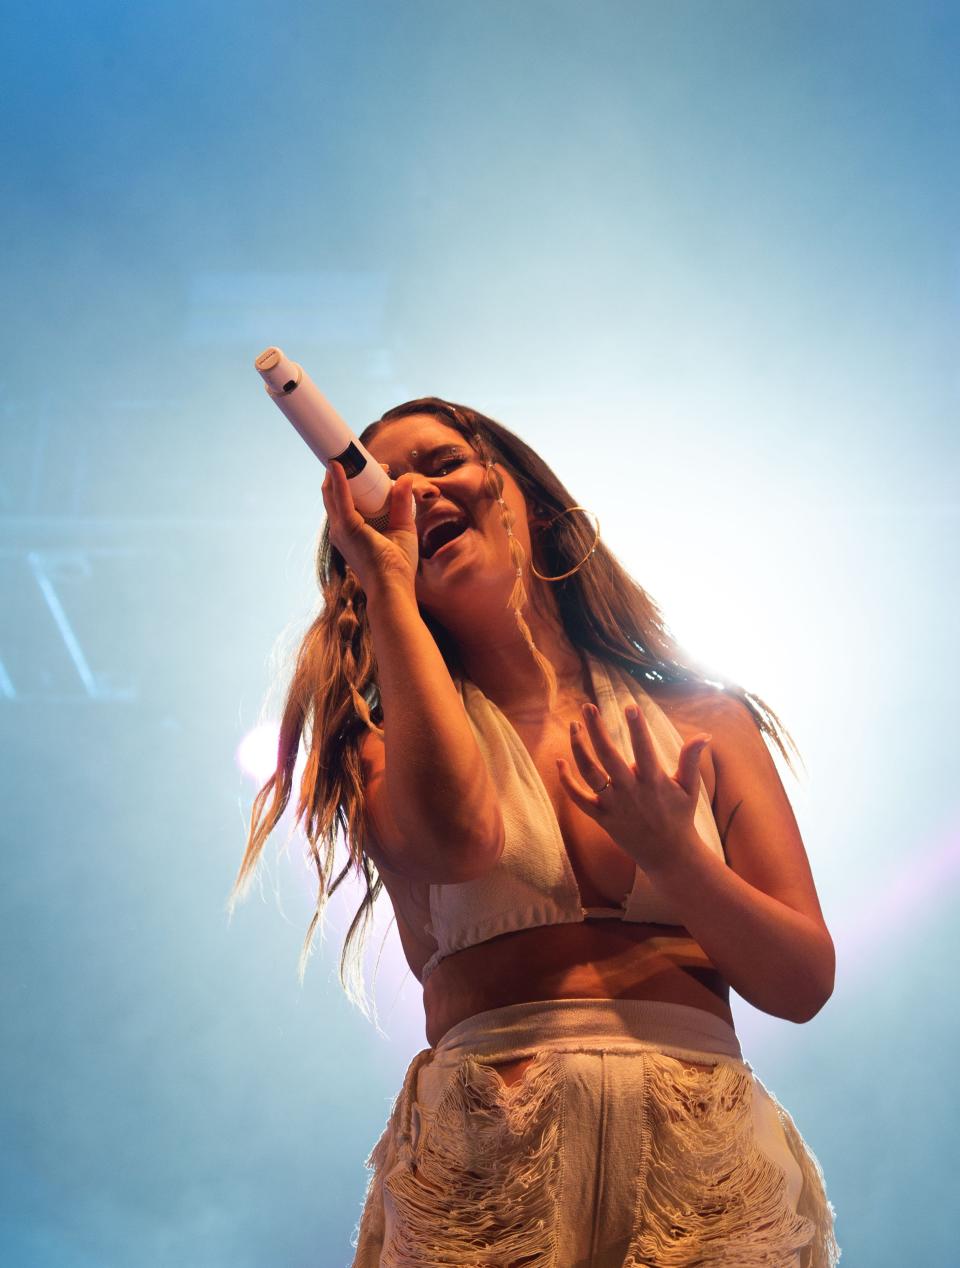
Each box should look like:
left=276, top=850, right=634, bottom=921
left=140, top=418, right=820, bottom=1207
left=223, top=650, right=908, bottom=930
left=384, top=444, right=470, bottom=480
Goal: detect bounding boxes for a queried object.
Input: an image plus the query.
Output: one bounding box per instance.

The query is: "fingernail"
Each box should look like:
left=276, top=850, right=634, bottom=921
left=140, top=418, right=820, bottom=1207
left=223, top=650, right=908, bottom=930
left=626, top=705, right=638, bottom=720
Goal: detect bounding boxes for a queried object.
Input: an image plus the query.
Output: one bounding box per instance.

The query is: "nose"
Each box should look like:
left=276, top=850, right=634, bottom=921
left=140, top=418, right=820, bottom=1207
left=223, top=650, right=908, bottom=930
left=378, top=462, right=443, bottom=521
left=408, top=474, right=446, bottom=517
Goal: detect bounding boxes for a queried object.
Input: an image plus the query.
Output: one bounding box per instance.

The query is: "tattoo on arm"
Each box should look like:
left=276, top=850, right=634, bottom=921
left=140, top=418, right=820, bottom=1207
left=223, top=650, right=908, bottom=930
left=717, top=799, right=744, bottom=866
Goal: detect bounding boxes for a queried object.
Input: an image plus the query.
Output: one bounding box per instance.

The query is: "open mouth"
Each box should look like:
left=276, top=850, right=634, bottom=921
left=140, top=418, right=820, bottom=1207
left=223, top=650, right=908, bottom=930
left=423, top=523, right=471, bottom=562
left=418, top=509, right=471, bottom=560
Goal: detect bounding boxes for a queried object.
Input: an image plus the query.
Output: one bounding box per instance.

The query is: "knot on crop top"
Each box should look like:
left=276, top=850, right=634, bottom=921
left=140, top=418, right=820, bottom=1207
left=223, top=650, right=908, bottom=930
left=418, top=653, right=726, bottom=985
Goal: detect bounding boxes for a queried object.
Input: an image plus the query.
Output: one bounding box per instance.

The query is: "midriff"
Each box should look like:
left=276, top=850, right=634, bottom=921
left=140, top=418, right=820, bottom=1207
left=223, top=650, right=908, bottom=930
left=422, top=919, right=732, bottom=1047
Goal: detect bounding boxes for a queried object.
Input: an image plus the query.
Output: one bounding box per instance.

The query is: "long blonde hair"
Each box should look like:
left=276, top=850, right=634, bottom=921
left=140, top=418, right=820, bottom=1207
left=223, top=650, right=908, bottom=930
left=226, top=397, right=802, bottom=1021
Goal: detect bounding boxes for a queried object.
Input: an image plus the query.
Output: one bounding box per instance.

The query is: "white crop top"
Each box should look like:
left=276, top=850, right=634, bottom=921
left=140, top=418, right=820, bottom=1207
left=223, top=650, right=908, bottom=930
left=417, top=653, right=726, bottom=985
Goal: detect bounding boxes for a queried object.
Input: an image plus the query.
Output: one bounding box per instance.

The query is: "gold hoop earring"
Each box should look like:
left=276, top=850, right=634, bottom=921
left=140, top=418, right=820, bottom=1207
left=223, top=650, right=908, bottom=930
left=530, top=507, right=601, bottom=582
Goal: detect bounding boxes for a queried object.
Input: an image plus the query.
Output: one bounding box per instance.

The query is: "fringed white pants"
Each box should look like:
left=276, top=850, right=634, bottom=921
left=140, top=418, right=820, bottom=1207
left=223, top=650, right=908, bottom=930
left=350, top=998, right=840, bottom=1267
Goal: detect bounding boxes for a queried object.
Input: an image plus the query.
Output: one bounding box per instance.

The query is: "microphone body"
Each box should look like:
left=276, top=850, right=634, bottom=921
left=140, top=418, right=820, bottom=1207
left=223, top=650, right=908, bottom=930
left=255, top=346, right=410, bottom=532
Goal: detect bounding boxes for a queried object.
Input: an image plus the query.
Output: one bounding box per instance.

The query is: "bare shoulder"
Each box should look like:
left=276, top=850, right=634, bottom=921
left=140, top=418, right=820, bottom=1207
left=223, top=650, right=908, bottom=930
left=640, top=677, right=734, bottom=723
left=357, top=721, right=382, bottom=770
left=644, top=680, right=769, bottom=763
left=645, top=682, right=781, bottom=807
left=641, top=680, right=734, bottom=806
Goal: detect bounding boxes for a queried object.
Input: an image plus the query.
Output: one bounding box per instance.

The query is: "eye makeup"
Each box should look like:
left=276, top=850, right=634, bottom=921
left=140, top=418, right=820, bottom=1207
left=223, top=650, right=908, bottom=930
left=385, top=444, right=471, bottom=480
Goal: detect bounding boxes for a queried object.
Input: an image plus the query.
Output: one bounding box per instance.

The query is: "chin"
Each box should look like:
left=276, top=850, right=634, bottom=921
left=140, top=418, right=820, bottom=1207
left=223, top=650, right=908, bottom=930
left=417, top=558, right=516, bottom=605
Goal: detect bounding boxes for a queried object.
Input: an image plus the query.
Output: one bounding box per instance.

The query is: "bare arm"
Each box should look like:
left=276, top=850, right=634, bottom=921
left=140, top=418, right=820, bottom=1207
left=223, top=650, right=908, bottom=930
left=647, top=695, right=835, bottom=1023
left=363, top=579, right=504, bottom=879
left=320, top=457, right=503, bottom=880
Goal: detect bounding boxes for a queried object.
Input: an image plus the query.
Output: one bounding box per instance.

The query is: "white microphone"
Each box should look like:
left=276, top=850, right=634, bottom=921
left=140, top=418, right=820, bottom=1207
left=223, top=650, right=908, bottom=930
left=254, top=346, right=414, bottom=532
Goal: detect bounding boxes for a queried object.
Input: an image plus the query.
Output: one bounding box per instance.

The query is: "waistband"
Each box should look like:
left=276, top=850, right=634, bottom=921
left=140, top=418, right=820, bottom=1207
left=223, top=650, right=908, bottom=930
left=432, top=997, right=744, bottom=1066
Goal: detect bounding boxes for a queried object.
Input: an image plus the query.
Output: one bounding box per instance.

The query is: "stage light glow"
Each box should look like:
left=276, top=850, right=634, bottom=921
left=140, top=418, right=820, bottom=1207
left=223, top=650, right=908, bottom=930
left=236, top=722, right=281, bottom=783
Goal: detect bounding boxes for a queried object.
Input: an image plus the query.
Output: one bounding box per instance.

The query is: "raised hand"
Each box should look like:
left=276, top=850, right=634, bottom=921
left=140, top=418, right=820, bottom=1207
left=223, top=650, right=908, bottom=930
left=556, top=701, right=712, bottom=876
left=321, top=459, right=420, bottom=598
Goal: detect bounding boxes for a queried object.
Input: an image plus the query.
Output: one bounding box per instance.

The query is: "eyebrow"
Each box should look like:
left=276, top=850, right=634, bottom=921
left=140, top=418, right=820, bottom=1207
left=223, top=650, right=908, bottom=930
left=382, top=443, right=468, bottom=478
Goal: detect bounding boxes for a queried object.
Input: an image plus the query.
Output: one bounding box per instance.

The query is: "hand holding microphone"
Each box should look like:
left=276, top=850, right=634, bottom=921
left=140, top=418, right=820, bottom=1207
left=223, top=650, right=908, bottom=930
left=321, top=458, right=421, bottom=597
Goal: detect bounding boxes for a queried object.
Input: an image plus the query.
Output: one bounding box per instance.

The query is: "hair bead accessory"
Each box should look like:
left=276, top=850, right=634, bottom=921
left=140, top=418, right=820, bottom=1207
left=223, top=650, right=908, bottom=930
left=470, top=431, right=601, bottom=583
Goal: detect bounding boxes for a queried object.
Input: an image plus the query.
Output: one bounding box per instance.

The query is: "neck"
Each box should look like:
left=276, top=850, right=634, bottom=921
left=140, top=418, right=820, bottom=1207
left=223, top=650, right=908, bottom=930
left=453, top=609, right=588, bottom=717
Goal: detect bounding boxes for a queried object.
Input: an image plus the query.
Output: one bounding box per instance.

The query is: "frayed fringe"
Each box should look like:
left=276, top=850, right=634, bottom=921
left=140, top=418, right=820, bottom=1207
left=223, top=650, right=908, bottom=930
left=379, top=1051, right=564, bottom=1267
left=624, top=1054, right=838, bottom=1268
left=351, top=1048, right=436, bottom=1265
left=352, top=1048, right=839, bottom=1268
left=756, top=1073, right=841, bottom=1268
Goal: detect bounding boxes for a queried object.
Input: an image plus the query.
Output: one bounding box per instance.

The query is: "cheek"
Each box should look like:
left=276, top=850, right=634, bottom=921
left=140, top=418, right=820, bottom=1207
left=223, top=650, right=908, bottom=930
left=482, top=500, right=526, bottom=551
left=502, top=494, right=530, bottom=543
